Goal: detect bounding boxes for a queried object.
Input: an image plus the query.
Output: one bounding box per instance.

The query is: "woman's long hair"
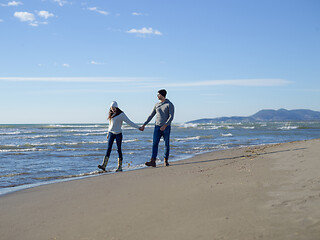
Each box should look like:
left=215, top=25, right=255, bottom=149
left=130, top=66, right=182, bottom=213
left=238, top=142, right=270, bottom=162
left=108, top=107, right=123, bottom=120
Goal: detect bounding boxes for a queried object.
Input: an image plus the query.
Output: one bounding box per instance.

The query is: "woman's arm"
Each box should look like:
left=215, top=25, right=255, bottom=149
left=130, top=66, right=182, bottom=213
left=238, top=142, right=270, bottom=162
left=122, top=113, right=140, bottom=129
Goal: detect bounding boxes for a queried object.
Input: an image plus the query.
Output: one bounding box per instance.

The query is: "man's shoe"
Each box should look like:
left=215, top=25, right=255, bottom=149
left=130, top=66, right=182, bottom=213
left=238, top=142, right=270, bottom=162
left=145, top=158, right=156, bottom=167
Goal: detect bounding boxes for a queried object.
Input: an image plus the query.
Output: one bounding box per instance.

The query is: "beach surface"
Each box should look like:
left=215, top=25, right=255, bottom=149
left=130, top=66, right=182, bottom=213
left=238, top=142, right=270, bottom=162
left=1, top=139, right=320, bottom=240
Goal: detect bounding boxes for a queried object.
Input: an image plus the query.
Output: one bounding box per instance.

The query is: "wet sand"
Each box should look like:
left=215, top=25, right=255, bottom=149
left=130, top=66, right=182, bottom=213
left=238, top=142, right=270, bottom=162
left=0, top=139, right=319, bottom=240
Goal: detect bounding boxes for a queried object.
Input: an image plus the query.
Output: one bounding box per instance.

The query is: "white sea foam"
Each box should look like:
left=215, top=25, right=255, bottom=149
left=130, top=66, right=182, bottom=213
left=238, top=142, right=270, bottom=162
left=221, top=133, right=233, bottom=137
left=0, top=148, right=38, bottom=152
left=21, top=134, right=61, bottom=139
left=0, top=172, right=30, bottom=178
left=123, top=139, right=140, bottom=143
left=278, top=126, right=299, bottom=130
left=174, top=136, right=201, bottom=142
left=202, top=125, right=223, bottom=130
left=179, top=123, right=198, bottom=128
left=74, top=132, right=105, bottom=136
left=122, top=126, right=139, bottom=130
left=0, top=131, right=21, bottom=135
left=48, top=124, right=103, bottom=128
left=0, top=140, right=107, bottom=152
left=66, top=129, right=106, bottom=133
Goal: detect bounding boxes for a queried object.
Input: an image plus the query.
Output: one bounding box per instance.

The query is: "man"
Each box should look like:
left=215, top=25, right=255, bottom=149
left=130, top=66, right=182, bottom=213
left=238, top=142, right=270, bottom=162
left=140, top=89, right=174, bottom=167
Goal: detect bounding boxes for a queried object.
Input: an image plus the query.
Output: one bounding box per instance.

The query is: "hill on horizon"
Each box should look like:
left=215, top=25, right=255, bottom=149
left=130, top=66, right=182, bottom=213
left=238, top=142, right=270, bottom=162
left=186, top=109, right=320, bottom=123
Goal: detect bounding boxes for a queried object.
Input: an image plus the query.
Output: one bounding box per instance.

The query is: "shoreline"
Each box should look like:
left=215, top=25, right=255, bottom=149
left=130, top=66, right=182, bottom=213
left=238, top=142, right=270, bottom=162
left=0, top=153, right=195, bottom=197
left=1, top=139, right=320, bottom=239
left=0, top=141, right=289, bottom=197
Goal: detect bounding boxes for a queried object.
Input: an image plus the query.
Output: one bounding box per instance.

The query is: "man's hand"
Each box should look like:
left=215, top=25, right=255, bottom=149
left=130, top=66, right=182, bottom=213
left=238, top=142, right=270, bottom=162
left=139, top=125, right=145, bottom=131
left=160, top=124, right=167, bottom=131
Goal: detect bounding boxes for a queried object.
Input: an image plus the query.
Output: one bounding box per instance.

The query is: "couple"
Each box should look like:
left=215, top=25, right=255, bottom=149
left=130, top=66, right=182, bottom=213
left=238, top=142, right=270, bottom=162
left=98, top=89, right=175, bottom=172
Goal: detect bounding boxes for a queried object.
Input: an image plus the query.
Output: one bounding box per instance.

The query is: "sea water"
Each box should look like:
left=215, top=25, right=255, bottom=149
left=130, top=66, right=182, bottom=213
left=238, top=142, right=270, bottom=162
left=1, top=122, right=320, bottom=195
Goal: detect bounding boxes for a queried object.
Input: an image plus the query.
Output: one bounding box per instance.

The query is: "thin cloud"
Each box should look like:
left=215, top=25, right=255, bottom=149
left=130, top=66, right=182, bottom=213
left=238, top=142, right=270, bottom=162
left=0, top=77, right=159, bottom=83
left=62, top=63, right=70, bottom=68
left=132, top=12, right=143, bottom=16
left=0, top=77, right=292, bottom=89
left=161, top=79, right=293, bottom=88
left=300, top=88, right=320, bottom=92
left=14, top=11, right=35, bottom=22
left=14, top=11, right=53, bottom=26
left=1, top=1, right=23, bottom=7
left=26, top=88, right=150, bottom=95
left=37, top=10, right=54, bottom=19
left=53, top=0, right=68, bottom=7
left=88, top=7, right=109, bottom=15
left=90, top=61, right=106, bottom=65
left=0, top=19, right=4, bottom=22
left=137, top=79, right=292, bottom=89
left=29, top=22, right=39, bottom=27
left=127, top=27, right=162, bottom=36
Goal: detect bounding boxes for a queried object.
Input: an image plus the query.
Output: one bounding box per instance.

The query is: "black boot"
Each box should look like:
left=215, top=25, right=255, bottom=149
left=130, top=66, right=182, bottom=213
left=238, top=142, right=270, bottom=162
left=145, top=158, right=156, bottom=167
left=98, top=156, right=109, bottom=171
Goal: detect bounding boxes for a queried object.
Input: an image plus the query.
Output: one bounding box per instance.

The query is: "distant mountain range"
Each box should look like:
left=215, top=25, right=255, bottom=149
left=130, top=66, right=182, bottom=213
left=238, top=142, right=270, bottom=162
left=186, top=109, right=320, bottom=123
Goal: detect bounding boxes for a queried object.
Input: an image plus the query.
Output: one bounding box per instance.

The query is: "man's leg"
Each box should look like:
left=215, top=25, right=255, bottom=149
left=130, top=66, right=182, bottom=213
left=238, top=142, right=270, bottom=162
left=145, top=126, right=162, bottom=167
left=152, top=126, right=162, bottom=159
left=163, top=125, right=171, bottom=166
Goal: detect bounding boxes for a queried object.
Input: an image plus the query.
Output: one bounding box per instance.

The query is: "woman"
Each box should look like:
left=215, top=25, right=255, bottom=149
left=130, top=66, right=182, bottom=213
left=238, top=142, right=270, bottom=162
left=98, top=101, right=141, bottom=172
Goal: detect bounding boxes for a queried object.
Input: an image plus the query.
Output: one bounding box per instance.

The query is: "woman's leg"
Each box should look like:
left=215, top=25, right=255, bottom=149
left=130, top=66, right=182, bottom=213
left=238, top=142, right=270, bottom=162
left=105, top=133, right=116, bottom=157
left=99, top=133, right=115, bottom=170
left=115, top=133, right=123, bottom=160
left=115, top=133, right=123, bottom=172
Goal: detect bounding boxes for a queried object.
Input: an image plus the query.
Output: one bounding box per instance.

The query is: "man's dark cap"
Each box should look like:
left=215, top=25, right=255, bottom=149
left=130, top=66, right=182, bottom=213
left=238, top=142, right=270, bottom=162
left=158, top=89, right=167, bottom=98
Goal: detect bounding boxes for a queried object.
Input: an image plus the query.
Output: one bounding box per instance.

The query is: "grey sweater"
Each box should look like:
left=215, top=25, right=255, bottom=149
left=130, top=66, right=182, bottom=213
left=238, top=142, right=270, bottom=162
left=144, top=99, right=174, bottom=126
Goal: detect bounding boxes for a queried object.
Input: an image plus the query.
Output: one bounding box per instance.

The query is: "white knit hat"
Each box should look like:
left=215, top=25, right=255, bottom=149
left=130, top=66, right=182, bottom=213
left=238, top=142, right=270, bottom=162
left=110, top=101, right=118, bottom=108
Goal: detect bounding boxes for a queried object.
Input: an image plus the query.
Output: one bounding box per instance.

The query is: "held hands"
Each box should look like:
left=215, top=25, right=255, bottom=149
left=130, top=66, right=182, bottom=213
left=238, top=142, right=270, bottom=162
left=139, top=125, right=145, bottom=131
left=139, top=125, right=167, bottom=131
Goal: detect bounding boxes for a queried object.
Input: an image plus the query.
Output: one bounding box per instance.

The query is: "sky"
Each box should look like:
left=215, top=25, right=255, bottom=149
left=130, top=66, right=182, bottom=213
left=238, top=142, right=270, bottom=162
left=0, top=0, right=319, bottom=124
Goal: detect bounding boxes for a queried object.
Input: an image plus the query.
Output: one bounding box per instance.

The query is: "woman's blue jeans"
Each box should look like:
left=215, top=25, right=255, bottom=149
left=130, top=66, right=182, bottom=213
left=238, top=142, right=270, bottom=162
left=152, top=125, right=171, bottom=160
left=105, top=132, right=123, bottom=160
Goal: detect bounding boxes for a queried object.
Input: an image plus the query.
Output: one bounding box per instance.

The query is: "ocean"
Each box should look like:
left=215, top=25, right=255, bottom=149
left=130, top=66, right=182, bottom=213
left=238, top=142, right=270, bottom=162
left=1, top=122, right=320, bottom=195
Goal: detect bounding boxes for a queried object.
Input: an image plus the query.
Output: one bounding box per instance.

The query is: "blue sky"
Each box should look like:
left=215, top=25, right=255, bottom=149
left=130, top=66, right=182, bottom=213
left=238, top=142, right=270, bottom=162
left=0, top=0, right=319, bottom=124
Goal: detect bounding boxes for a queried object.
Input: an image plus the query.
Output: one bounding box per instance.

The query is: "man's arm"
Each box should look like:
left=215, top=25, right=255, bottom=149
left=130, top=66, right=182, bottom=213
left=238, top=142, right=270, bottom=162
left=141, top=107, right=156, bottom=127
left=139, top=106, right=156, bottom=131
left=165, top=103, right=174, bottom=126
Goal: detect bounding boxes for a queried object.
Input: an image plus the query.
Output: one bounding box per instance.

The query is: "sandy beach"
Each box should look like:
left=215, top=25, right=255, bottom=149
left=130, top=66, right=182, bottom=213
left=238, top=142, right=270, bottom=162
left=0, top=139, right=319, bottom=240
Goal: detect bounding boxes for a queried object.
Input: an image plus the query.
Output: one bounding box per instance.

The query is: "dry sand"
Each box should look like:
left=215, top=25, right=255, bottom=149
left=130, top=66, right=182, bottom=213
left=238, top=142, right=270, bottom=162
left=0, top=139, right=320, bottom=240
